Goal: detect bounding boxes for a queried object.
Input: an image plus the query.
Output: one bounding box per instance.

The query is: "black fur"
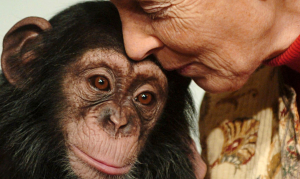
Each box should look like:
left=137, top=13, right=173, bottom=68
left=0, top=1, right=196, bottom=179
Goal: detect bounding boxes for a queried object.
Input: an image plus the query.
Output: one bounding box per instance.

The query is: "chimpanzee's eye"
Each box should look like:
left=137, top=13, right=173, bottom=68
left=90, top=75, right=110, bottom=91
left=135, top=92, right=153, bottom=105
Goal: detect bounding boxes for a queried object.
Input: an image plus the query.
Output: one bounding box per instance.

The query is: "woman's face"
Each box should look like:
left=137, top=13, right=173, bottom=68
left=111, top=0, right=276, bottom=93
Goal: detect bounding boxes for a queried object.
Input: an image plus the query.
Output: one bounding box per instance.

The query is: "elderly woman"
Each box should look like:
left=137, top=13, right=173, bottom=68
left=110, top=0, right=300, bottom=178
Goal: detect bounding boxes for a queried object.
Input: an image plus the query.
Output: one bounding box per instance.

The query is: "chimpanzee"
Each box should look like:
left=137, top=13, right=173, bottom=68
left=0, top=1, right=197, bottom=179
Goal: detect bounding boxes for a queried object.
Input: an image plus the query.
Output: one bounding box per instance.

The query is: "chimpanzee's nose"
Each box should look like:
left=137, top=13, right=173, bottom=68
left=99, top=106, right=137, bottom=137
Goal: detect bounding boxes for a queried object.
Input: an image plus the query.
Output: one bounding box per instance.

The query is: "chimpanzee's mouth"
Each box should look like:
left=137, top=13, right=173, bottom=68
left=70, top=145, right=132, bottom=175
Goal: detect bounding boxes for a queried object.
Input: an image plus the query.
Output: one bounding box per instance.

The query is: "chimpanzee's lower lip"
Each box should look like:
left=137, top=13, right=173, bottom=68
left=71, top=145, right=132, bottom=175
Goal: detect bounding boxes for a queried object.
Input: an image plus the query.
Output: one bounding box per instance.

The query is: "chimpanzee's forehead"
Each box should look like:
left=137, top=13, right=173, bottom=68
left=76, top=49, right=166, bottom=80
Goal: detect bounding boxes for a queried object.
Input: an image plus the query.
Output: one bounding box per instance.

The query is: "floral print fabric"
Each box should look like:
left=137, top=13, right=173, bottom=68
left=199, top=66, right=300, bottom=179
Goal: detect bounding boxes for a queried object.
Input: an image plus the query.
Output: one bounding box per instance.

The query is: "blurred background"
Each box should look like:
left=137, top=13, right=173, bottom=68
left=0, top=0, right=204, bottom=151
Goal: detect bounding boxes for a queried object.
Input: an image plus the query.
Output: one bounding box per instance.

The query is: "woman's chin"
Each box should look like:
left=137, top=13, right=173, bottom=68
left=193, top=77, right=247, bottom=93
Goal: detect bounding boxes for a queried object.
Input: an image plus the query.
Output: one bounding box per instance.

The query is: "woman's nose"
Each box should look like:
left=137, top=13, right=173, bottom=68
left=123, top=29, right=163, bottom=61
left=121, top=18, right=164, bottom=61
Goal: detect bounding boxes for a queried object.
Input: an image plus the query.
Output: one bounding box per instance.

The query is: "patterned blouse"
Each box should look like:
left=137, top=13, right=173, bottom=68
left=199, top=36, right=300, bottom=179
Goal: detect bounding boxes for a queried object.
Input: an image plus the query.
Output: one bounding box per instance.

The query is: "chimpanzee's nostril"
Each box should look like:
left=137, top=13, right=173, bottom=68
left=109, top=115, right=128, bottom=129
left=97, top=107, right=136, bottom=137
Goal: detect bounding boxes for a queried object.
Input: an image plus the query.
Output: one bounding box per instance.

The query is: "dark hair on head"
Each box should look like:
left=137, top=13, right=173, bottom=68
left=44, top=1, right=124, bottom=67
left=49, top=1, right=124, bottom=53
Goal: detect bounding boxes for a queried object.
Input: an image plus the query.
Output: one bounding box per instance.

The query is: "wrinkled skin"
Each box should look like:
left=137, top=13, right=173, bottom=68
left=62, top=49, right=168, bottom=178
left=110, top=0, right=300, bottom=93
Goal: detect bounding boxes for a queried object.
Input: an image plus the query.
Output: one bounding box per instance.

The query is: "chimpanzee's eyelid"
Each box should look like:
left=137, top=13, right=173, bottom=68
left=133, top=83, right=157, bottom=96
left=78, top=66, right=109, bottom=75
left=80, top=67, right=115, bottom=85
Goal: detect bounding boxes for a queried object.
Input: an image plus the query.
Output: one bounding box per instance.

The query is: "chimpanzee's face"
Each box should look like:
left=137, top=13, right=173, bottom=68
left=60, top=49, right=168, bottom=179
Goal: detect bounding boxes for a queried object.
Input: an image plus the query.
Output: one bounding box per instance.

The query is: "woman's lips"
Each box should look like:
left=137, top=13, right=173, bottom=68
left=176, top=63, right=195, bottom=76
left=71, top=145, right=132, bottom=175
left=164, top=63, right=192, bottom=72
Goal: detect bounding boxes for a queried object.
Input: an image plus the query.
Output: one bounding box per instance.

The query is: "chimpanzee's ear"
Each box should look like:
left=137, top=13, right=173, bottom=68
left=1, top=17, right=52, bottom=85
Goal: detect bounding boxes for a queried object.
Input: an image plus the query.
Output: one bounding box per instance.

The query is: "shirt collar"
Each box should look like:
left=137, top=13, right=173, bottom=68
left=264, top=35, right=300, bottom=73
